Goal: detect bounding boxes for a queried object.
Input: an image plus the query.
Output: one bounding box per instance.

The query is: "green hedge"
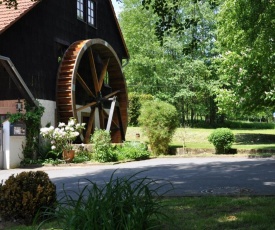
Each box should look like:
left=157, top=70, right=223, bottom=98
left=128, top=93, right=154, bottom=126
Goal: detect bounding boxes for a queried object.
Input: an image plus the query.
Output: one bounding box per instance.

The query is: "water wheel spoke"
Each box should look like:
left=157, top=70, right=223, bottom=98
left=84, top=108, right=95, bottom=143
left=103, top=109, right=119, bottom=128
left=98, top=58, right=110, bottom=90
left=76, top=101, right=97, bottom=112
left=88, top=47, right=99, bottom=93
left=76, top=73, right=95, bottom=98
left=103, top=90, right=120, bottom=99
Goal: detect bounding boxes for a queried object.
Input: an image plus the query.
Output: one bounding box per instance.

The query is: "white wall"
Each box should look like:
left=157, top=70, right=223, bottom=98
left=2, top=120, right=25, bottom=169
left=38, top=99, right=56, bottom=127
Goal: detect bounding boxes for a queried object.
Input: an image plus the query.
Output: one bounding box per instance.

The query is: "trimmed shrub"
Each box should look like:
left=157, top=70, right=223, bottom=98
left=91, top=129, right=117, bottom=162
left=139, top=100, right=179, bottom=155
left=208, top=128, right=235, bottom=154
left=0, top=171, right=56, bottom=224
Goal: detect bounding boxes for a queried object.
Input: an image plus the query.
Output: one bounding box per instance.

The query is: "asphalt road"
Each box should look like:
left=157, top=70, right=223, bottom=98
left=1, top=157, right=275, bottom=197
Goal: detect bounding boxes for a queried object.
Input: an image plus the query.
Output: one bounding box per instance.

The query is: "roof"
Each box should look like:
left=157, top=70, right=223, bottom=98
left=0, top=0, right=129, bottom=58
left=0, top=0, right=40, bottom=34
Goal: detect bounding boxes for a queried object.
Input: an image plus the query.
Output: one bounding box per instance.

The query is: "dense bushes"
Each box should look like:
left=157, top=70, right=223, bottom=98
left=139, top=100, right=178, bottom=155
left=208, top=128, right=235, bottom=154
left=223, top=120, right=275, bottom=129
left=128, top=93, right=154, bottom=126
left=0, top=171, right=56, bottom=224
left=115, top=141, right=150, bottom=161
left=91, top=129, right=117, bottom=162
left=91, top=129, right=150, bottom=162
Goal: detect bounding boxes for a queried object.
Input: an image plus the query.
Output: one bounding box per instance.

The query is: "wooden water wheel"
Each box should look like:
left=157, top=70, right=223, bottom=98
left=56, top=39, right=128, bottom=143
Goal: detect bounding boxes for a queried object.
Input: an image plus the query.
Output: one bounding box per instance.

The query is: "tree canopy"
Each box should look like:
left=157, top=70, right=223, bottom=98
left=215, top=0, right=275, bottom=116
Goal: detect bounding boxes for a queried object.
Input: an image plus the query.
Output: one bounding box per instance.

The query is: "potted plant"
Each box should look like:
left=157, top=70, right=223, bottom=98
left=40, top=118, right=85, bottom=162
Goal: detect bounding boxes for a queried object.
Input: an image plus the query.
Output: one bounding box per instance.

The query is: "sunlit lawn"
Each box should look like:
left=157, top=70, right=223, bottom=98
left=126, top=127, right=275, bottom=151
left=160, top=196, right=275, bottom=230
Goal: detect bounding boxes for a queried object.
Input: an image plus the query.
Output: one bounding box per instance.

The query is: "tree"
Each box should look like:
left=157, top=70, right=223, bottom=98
left=1, top=0, right=218, bottom=44
left=120, top=0, right=217, bottom=125
left=215, top=0, right=275, bottom=117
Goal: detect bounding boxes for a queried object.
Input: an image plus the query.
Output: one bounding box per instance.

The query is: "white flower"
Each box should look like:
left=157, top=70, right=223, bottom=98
left=40, top=118, right=85, bottom=152
left=68, top=119, right=75, bottom=126
left=58, top=122, right=66, bottom=127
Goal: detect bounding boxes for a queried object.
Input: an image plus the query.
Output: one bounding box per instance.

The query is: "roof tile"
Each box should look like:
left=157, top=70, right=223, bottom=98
left=0, top=0, right=39, bottom=34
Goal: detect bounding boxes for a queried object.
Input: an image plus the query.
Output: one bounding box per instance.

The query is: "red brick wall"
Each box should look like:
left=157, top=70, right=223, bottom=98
left=0, top=100, right=25, bottom=114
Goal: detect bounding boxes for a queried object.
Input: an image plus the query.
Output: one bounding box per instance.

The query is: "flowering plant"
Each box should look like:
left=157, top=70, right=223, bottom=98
left=40, top=118, right=85, bottom=153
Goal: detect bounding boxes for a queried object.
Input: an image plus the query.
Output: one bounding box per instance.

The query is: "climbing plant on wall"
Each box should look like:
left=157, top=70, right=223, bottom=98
left=8, top=101, right=44, bottom=160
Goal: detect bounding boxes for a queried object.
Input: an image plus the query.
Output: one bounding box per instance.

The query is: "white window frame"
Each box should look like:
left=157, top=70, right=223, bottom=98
left=77, top=0, right=84, bottom=20
left=87, top=0, right=95, bottom=26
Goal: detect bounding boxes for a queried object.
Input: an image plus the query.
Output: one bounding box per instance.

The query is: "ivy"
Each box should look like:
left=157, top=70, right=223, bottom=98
left=7, top=101, right=44, bottom=160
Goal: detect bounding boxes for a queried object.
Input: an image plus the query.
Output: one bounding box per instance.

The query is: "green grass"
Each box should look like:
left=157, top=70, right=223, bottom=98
left=5, top=196, right=275, bottom=230
left=160, top=196, right=275, bottom=230
left=127, top=127, right=275, bottom=151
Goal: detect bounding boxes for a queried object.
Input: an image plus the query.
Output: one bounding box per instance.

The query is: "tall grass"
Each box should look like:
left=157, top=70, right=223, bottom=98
left=37, top=171, right=173, bottom=230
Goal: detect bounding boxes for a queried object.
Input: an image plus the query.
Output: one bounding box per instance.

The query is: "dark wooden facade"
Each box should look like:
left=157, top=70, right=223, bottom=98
left=0, top=0, right=128, bottom=101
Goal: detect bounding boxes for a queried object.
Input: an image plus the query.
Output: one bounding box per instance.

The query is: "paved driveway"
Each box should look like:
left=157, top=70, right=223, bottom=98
left=1, top=157, right=275, bottom=196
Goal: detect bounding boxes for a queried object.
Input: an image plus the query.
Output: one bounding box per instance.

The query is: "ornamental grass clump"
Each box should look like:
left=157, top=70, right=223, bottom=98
left=40, top=118, right=85, bottom=156
left=38, top=171, right=173, bottom=230
left=208, top=128, right=235, bottom=154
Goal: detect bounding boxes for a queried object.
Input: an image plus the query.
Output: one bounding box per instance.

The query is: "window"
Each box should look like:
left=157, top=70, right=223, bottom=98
left=77, top=0, right=96, bottom=27
left=77, top=0, right=84, bottom=20
left=87, top=0, right=95, bottom=26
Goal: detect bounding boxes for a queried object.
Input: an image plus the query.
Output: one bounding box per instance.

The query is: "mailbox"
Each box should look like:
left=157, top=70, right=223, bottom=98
left=10, top=122, right=26, bottom=136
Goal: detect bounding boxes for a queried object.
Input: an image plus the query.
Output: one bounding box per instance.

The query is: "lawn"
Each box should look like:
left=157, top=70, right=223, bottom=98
left=5, top=196, right=275, bottom=230
left=160, top=196, right=275, bottom=230
left=126, top=127, right=275, bottom=151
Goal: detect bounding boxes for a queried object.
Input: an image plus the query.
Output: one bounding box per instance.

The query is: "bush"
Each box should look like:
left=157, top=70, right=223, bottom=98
left=128, top=93, right=154, bottom=126
left=139, top=100, right=179, bottom=155
left=208, top=128, right=235, bottom=154
left=116, top=141, right=150, bottom=161
left=91, top=129, right=117, bottom=162
left=72, top=144, right=92, bottom=163
left=38, top=171, right=172, bottom=229
left=0, top=171, right=56, bottom=224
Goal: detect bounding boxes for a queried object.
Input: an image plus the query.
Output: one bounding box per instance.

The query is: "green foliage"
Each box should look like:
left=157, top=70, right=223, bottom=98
left=139, top=100, right=179, bottom=155
left=38, top=171, right=172, bottom=230
left=208, top=128, right=235, bottom=154
left=128, top=92, right=154, bottom=126
left=8, top=101, right=44, bottom=160
left=73, top=145, right=92, bottom=163
left=216, top=0, right=275, bottom=114
left=91, top=129, right=117, bottom=162
left=0, top=171, right=56, bottom=225
left=120, top=0, right=216, bottom=126
left=223, top=121, right=275, bottom=130
left=116, top=141, right=150, bottom=160
left=128, top=92, right=142, bottom=126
